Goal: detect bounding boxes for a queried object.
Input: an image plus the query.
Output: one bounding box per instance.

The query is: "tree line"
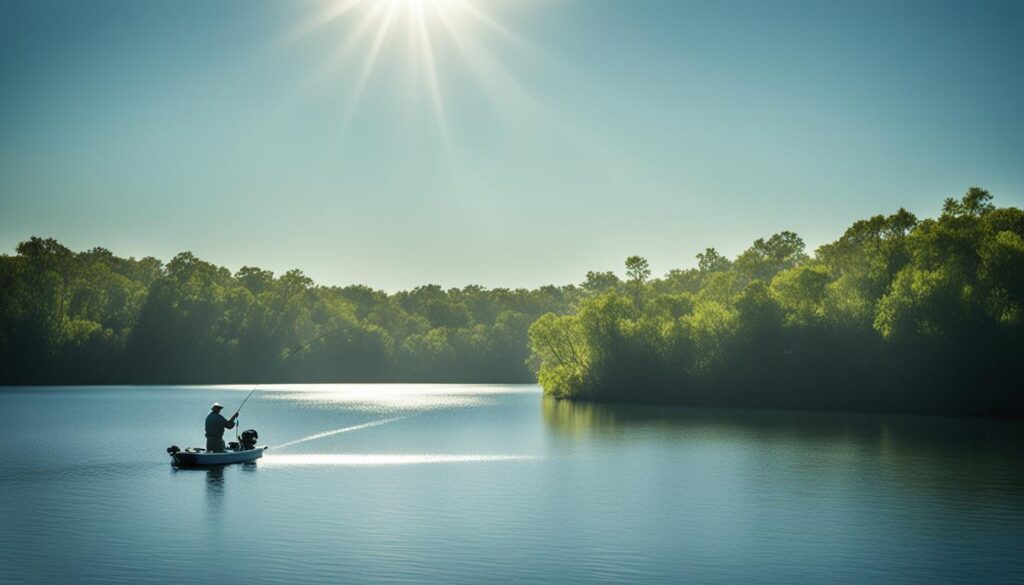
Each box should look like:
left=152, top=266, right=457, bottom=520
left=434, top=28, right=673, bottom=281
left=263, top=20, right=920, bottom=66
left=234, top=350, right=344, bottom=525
left=0, top=241, right=578, bottom=384
left=529, top=188, right=1024, bottom=417
left=2, top=188, right=1022, bottom=417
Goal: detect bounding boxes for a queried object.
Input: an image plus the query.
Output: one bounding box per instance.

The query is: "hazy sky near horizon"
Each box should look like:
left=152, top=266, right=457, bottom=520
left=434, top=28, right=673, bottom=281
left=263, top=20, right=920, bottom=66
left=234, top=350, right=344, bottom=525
left=1, top=0, right=1022, bottom=290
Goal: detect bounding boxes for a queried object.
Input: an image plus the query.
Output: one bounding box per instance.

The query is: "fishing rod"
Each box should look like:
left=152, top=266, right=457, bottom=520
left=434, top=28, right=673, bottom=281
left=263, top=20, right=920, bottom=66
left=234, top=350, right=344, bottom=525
left=234, top=326, right=348, bottom=414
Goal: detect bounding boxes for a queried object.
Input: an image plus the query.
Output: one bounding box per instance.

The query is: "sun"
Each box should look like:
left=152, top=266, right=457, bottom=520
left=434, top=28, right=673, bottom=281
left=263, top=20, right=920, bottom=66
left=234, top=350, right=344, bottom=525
left=288, top=0, right=525, bottom=143
left=384, top=0, right=450, bottom=8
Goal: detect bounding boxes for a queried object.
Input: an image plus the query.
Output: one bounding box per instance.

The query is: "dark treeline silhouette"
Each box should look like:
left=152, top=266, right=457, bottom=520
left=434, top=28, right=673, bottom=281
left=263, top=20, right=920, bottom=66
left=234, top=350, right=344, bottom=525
left=529, top=188, right=1024, bottom=418
left=0, top=242, right=578, bottom=384
left=2, top=188, right=1022, bottom=417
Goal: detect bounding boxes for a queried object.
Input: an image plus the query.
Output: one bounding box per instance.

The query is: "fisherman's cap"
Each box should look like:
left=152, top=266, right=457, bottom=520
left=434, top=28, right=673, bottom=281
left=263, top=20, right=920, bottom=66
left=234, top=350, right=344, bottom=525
left=211, top=402, right=224, bottom=410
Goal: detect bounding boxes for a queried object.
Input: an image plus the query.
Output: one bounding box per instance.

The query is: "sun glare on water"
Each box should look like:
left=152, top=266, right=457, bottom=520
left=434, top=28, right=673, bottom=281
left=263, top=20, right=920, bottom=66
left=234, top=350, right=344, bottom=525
left=289, top=0, right=526, bottom=141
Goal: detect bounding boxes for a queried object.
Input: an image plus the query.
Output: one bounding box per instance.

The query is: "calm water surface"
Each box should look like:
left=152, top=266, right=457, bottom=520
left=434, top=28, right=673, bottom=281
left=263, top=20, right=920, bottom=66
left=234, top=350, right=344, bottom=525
left=0, top=385, right=1021, bottom=584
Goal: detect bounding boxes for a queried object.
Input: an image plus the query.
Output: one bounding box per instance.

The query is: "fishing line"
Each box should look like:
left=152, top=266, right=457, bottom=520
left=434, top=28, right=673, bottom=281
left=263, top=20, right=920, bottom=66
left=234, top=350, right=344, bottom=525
left=272, top=416, right=408, bottom=450
left=234, top=326, right=350, bottom=414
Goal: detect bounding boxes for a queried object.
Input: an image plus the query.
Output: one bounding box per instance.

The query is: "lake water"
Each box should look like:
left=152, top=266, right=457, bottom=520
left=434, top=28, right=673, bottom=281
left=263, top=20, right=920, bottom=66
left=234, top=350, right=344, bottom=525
left=0, top=385, right=1022, bottom=584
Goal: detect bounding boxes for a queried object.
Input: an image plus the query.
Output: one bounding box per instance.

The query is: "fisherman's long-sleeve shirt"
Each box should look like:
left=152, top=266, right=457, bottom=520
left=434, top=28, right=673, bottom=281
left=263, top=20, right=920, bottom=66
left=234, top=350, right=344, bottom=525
left=205, top=412, right=236, bottom=438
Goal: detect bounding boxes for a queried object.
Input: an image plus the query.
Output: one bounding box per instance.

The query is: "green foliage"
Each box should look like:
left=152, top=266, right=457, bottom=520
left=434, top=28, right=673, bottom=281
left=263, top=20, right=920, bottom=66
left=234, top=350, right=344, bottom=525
left=771, top=266, right=829, bottom=326
left=734, top=231, right=808, bottom=284
left=696, top=248, right=731, bottom=273
left=681, top=300, right=738, bottom=373
left=624, top=255, right=651, bottom=306
left=529, top=188, right=1024, bottom=418
left=3, top=187, right=1022, bottom=417
left=624, top=256, right=651, bottom=284
left=582, top=271, right=621, bottom=295
left=0, top=242, right=580, bottom=384
left=943, top=186, right=995, bottom=218
left=528, top=313, right=587, bottom=398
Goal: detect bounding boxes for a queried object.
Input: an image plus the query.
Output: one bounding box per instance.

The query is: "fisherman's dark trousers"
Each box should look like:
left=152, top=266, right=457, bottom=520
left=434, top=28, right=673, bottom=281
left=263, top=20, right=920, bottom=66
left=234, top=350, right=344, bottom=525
left=206, top=437, right=226, bottom=453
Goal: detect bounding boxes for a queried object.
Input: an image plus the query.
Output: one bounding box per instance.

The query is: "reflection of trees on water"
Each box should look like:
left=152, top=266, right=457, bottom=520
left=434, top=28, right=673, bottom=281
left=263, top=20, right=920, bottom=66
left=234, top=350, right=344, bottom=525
left=542, top=396, right=1024, bottom=493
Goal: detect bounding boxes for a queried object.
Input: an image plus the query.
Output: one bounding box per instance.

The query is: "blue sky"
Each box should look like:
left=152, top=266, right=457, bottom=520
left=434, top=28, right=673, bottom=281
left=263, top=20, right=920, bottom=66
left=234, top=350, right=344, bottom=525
left=1, top=0, right=1021, bottom=290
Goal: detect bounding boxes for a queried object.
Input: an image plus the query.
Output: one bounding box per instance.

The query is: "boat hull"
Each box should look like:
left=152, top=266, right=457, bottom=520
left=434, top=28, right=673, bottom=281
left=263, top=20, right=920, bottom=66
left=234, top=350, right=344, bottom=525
left=171, top=447, right=266, bottom=467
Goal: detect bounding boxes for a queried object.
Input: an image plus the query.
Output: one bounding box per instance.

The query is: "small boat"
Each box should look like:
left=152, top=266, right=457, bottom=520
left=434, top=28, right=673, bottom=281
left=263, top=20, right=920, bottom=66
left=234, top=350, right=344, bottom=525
left=167, top=429, right=266, bottom=467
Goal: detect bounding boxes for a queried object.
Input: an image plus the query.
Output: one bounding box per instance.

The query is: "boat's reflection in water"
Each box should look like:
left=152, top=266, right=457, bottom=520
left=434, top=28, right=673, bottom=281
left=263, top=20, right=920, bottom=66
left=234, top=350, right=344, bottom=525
left=261, top=454, right=534, bottom=466
left=204, top=465, right=225, bottom=488
left=198, top=462, right=259, bottom=511
left=202, top=465, right=225, bottom=517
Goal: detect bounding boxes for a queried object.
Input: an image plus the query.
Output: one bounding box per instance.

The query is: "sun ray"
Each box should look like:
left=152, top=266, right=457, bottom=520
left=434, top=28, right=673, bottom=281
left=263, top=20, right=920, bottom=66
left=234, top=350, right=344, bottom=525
left=452, top=0, right=528, bottom=49
left=413, top=0, right=450, bottom=146
left=298, top=1, right=392, bottom=99
left=336, top=1, right=393, bottom=64
left=287, top=0, right=542, bottom=149
left=281, top=0, right=369, bottom=48
left=430, top=0, right=537, bottom=120
left=425, top=1, right=607, bottom=182
left=341, top=0, right=402, bottom=130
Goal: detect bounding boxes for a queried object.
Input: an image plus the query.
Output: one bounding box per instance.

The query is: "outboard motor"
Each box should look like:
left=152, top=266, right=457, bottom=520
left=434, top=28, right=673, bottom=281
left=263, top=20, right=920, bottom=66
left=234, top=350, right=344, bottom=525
left=240, top=429, right=259, bottom=450
left=167, top=445, right=181, bottom=455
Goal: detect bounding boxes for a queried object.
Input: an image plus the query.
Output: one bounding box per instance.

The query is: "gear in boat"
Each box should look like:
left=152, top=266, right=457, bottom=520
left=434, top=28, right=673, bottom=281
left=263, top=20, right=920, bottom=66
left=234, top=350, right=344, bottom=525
left=168, top=429, right=266, bottom=467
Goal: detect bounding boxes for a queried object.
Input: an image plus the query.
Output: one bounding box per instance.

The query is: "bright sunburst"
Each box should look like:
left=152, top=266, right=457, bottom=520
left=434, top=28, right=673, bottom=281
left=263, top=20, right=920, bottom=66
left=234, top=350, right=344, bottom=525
left=289, top=0, right=526, bottom=143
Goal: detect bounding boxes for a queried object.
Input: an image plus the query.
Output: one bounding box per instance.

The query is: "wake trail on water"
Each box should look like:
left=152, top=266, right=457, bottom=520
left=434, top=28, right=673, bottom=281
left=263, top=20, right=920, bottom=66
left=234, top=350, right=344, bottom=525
left=272, top=416, right=409, bottom=450
left=261, top=454, right=538, bottom=467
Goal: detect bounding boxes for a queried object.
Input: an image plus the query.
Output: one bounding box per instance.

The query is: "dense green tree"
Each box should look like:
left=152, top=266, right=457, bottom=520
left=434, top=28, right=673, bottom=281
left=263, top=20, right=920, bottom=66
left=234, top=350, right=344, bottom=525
left=530, top=189, right=1024, bottom=418
left=582, top=271, right=621, bottom=295
left=0, top=243, right=580, bottom=384
left=734, top=231, right=808, bottom=284
left=697, top=248, right=731, bottom=273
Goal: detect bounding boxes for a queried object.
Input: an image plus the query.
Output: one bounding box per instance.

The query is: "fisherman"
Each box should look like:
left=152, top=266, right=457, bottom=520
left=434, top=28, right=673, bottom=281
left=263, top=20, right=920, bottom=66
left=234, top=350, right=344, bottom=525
left=205, top=402, right=239, bottom=453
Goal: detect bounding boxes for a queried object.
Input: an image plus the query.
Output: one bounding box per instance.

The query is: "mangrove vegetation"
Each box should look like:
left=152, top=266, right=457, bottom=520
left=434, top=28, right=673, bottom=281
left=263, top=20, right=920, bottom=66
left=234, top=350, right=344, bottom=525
left=529, top=188, right=1024, bottom=417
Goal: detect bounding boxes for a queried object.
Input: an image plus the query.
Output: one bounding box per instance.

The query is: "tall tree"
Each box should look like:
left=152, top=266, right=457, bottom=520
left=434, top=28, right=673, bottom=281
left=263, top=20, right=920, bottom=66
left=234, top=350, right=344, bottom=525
left=624, top=256, right=651, bottom=305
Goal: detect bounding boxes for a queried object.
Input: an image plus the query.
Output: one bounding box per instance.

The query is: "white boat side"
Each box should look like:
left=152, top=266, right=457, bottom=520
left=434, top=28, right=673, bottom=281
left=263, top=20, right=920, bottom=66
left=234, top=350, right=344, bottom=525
left=171, top=446, right=267, bottom=467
